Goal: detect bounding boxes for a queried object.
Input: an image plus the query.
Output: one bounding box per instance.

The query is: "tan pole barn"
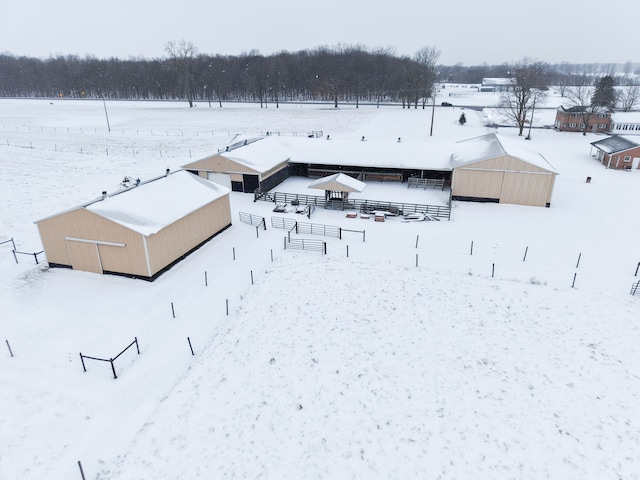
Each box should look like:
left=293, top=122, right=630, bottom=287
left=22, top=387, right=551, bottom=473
left=182, top=136, right=291, bottom=193
left=451, top=133, right=558, bottom=207
left=35, top=170, right=232, bottom=280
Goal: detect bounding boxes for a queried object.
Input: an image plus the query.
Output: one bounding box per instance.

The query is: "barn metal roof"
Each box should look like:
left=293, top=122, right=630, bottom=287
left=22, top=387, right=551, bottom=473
left=36, top=170, right=230, bottom=236
left=450, top=133, right=557, bottom=173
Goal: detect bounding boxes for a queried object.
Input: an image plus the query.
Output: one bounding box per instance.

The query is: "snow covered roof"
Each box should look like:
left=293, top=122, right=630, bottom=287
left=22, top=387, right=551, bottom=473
left=37, top=170, right=230, bottom=236
left=279, top=136, right=453, bottom=171
left=558, top=105, right=609, bottom=114
left=308, top=173, right=366, bottom=193
left=590, top=135, right=639, bottom=154
left=451, top=133, right=557, bottom=173
left=482, top=78, right=516, bottom=86
left=218, top=136, right=291, bottom=172
left=611, top=111, right=640, bottom=124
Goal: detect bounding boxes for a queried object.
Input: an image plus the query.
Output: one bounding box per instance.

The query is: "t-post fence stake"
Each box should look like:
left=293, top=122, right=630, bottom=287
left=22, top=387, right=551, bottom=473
left=6, top=339, right=14, bottom=357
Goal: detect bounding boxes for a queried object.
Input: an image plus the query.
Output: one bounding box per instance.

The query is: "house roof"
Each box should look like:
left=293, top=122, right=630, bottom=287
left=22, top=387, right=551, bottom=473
left=36, top=170, right=230, bottom=236
left=450, top=133, right=558, bottom=173
left=590, top=135, right=640, bottom=154
left=558, top=105, right=609, bottom=114
left=308, top=173, right=366, bottom=193
left=611, top=112, right=640, bottom=124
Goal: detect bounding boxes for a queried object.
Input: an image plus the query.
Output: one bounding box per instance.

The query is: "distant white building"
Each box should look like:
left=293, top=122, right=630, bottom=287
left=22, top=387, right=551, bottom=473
left=479, top=78, right=516, bottom=92
left=610, top=112, right=640, bottom=135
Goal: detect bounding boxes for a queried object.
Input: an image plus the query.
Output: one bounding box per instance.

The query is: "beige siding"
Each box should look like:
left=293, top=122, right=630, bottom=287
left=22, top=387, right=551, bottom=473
left=453, top=169, right=503, bottom=199
left=500, top=172, right=555, bottom=206
left=467, top=155, right=551, bottom=174
left=37, top=209, right=147, bottom=275
left=67, top=240, right=102, bottom=273
left=184, top=154, right=259, bottom=175
left=452, top=155, right=557, bottom=207
left=145, top=195, right=232, bottom=276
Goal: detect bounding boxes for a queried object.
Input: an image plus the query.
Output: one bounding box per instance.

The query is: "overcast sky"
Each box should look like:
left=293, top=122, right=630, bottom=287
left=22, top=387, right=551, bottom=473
left=2, top=0, right=638, bottom=67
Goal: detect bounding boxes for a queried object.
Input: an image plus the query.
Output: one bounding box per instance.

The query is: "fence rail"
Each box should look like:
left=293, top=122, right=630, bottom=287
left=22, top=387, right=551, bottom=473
left=12, top=250, right=45, bottom=264
left=239, top=211, right=267, bottom=228
left=284, top=238, right=327, bottom=254
left=79, top=337, right=140, bottom=379
left=271, top=217, right=298, bottom=230
left=407, top=177, right=445, bottom=190
left=255, top=189, right=450, bottom=220
left=0, top=237, right=16, bottom=250
left=297, top=221, right=341, bottom=238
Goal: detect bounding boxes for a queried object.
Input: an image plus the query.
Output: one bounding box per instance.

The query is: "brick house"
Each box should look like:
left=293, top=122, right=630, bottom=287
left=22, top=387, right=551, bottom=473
left=554, top=106, right=612, bottom=133
left=589, top=136, right=640, bottom=170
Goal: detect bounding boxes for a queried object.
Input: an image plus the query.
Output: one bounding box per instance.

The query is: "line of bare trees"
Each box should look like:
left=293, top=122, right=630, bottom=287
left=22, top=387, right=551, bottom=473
left=0, top=43, right=444, bottom=108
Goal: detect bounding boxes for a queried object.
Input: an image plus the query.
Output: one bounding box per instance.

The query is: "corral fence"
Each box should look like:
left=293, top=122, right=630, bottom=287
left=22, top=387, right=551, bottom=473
left=255, top=190, right=450, bottom=220
left=2, top=237, right=46, bottom=264
left=284, top=237, right=327, bottom=254
left=631, top=281, right=640, bottom=296
left=12, top=249, right=45, bottom=264
left=0, top=237, right=16, bottom=250
left=407, top=177, right=445, bottom=190
left=239, top=211, right=267, bottom=237
left=271, top=217, right=365, bottom=242
left=79, top=337, right=140, bottom=379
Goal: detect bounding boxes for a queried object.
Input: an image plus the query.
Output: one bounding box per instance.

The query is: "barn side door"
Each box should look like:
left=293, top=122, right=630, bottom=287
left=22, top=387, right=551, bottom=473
left=66, top=239, right=103, bottom=274
left=242, top=174, right=260, bottom=193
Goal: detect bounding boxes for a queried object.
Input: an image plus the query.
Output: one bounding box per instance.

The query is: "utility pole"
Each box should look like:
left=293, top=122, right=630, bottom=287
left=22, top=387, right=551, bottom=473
left=102, top=98, right=111, bottom=133
left=430, top=83, right=437, bottom=136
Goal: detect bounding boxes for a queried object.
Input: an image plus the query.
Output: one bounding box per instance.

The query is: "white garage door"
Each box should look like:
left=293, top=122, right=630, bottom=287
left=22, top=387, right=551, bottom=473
left=207, top=172, right=232, bottom=189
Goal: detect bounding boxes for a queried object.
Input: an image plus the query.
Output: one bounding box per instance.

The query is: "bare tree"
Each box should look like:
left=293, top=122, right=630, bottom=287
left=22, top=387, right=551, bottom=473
left=164, top=40, right=199, bottom=107
left=499, top=58, right=549, bottom=136
left=565, top=85, right=599, bottom=135
left=413, top=46, right=440, bottom=108
left=618, top=85, right=640, bottom=112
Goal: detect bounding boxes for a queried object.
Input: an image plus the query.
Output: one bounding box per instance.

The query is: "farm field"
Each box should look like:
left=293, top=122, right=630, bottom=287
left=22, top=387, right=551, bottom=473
left=1, top=96, right=639, bottom=480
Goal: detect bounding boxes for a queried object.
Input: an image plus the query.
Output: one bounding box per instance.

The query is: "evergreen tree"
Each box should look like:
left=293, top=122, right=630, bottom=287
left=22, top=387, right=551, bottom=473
left=591, top=76, right=617, bottom=109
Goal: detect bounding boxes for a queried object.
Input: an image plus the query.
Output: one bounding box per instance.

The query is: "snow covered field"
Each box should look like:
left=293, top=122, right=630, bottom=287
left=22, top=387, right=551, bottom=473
left=1, top=94, right=640, bottom=480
